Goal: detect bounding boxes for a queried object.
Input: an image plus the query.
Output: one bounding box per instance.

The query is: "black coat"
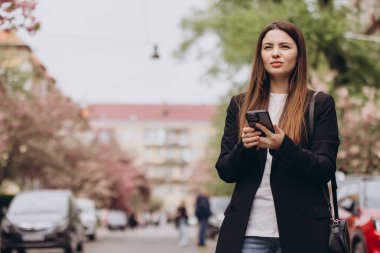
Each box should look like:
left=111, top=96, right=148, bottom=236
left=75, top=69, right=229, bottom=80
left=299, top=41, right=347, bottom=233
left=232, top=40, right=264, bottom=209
left=195, top=195, right=212, bottom=220
left=215, top=90, right=340, bottom=253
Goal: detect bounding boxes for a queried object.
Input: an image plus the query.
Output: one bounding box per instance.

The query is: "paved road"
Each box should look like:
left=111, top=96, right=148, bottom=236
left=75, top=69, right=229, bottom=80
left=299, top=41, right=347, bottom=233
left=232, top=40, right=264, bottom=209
left=28, top=225, right=216, bottom=253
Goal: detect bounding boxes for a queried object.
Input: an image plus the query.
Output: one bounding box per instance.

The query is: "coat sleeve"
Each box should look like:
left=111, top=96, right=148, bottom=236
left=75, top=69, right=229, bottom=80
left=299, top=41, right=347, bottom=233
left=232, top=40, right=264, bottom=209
left=271, top=93, right=340, bottom=184
left=215, top=96, right=256, bottom=183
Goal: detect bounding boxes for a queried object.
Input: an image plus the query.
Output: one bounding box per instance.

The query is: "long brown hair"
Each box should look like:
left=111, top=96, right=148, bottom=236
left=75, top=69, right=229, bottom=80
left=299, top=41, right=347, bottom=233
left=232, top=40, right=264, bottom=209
left=238, top=21, right=308, bottom=144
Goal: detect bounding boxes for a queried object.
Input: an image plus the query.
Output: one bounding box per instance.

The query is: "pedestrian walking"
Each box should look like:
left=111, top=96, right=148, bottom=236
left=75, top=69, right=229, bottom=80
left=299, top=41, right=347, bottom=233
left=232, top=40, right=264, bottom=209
left=128, top=212, right=138, bottom=229
left=175, top=201, right=189, bottom=247
left=195, top=191, right=212, bottom=247
left=215, top=21, right=340, bottom=253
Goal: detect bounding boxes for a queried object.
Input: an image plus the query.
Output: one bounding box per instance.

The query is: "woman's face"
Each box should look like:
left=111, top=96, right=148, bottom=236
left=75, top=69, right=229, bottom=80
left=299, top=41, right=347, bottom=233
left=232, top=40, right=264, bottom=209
left=261, top=29, right=298, bottom=80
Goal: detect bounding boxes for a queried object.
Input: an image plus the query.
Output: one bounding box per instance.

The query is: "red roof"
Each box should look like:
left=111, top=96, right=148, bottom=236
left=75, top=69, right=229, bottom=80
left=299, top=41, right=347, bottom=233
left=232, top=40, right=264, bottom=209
left=87, top=104, right=216, bottom=122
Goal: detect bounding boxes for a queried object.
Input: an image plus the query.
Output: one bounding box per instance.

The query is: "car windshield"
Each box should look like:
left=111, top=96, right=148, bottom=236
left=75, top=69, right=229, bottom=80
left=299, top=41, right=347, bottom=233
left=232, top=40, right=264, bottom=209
left=108, top=211, right=126, bottom=222
left=76, top=199, right=95, bottom=213
left=364, top=181, right=380, bottom=209
left=8, top=192, right=68, bottom=215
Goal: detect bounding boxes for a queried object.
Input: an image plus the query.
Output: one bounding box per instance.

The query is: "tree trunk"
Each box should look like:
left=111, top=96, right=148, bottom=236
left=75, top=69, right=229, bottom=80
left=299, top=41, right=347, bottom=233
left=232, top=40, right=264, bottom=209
left=318, top=0, right=333, bottom=9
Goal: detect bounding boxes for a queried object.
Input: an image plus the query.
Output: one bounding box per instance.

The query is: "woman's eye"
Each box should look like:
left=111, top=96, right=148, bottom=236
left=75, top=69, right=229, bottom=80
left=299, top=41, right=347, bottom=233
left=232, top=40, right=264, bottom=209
left=282, top=45, right=290, bottom=49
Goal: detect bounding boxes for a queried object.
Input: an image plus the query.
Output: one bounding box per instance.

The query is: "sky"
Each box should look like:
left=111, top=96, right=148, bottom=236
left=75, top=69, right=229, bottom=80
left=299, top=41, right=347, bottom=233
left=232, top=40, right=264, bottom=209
left=19, top=0, right=232, bottom=105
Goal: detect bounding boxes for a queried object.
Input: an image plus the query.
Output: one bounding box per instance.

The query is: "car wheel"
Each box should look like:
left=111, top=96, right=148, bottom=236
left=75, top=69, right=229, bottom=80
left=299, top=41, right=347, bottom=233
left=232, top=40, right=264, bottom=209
left=353, top=241, right=366, bottom=253
left=77, top=241, right=84, bottom=252
left=88, top=234, right=96, bottom=241
left=64, top=244, right=76, bottom=253
left=17, top=248, right=26, bottom=253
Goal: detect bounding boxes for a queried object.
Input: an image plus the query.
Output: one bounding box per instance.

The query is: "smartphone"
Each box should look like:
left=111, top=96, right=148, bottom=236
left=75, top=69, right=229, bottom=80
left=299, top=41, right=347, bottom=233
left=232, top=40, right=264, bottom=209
left=245, top=110, right=274, bottom=136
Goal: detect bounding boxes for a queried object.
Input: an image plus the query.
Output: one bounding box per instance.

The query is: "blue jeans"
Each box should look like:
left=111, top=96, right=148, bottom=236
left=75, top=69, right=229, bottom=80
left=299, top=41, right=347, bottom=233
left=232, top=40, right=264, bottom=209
left=198, top=219, right=208, bottom=246
left=241, top=236, right=282, bottom=253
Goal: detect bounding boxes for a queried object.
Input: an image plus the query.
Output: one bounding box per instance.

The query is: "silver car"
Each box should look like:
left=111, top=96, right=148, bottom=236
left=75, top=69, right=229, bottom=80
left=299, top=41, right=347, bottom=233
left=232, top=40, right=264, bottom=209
left=107, top=210, right=127, bottom=230
left=1, top=190, right=85, bottom=253
left=76, top=198, right=98, bottom=241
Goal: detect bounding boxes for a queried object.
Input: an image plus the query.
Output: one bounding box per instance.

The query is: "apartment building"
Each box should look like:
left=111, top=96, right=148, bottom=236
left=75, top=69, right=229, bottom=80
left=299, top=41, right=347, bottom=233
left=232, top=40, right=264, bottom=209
left=88, top=104, right=216, bottom=212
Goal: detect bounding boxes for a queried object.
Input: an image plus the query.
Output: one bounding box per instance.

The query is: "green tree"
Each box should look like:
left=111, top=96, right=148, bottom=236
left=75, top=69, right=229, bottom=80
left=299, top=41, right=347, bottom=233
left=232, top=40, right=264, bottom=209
left=178, top=0, right=380, bottom=90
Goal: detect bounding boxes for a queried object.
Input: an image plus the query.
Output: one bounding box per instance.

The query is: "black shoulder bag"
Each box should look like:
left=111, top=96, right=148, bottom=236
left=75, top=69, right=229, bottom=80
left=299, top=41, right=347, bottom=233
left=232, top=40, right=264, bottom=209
left=309, top=91, right=350, bottom=253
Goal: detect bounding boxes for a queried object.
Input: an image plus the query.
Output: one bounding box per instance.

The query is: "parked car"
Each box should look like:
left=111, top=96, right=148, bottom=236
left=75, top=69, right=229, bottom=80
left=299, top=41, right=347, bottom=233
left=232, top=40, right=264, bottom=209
left=107, top=210, right=127, bottom=230
left=76, top=198, right=98, bottom=241
left=337, top=175, right=380, bottom=253
left=1, top=190, right=85, bottom=253
left=207, top=196, right=230, bottom=239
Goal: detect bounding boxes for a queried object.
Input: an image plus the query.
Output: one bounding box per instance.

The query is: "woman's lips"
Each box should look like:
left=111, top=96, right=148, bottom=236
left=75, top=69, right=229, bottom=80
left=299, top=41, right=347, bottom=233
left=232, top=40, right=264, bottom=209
left=270, top=62, right=283, bottom=67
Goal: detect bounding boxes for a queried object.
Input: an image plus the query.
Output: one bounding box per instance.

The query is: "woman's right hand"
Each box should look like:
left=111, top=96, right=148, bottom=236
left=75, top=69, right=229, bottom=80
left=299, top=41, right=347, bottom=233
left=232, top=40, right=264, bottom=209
left=241, top=127, right=262, bottom=149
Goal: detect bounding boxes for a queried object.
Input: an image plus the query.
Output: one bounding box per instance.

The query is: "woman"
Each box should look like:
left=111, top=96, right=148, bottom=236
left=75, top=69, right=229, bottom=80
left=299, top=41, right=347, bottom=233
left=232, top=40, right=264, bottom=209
left=215, top=21, right=340, bottom=253
left=175, top=201, right=189, bottom=247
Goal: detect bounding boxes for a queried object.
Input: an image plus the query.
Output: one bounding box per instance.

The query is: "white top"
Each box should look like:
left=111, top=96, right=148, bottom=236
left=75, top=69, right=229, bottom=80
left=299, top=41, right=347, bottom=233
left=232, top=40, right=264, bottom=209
left=245, top=93, right=287, bottom=237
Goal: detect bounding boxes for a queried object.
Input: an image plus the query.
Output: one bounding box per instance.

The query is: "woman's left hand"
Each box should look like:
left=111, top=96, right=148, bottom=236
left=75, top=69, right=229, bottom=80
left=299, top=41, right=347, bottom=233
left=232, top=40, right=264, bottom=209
left=255, top=123, right=285, bottom=151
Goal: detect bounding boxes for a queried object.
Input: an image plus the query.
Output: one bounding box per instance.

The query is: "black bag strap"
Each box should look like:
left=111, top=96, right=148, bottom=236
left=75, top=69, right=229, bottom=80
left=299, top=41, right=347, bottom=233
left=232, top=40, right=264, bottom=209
left=308, top=91, right=320, bottom=143
left=308, top=91, right=340, bottom=220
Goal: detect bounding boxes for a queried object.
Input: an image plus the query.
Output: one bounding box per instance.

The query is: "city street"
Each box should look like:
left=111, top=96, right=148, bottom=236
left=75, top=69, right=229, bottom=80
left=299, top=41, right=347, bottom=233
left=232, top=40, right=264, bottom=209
left=29, top=225, right=216, bottom=253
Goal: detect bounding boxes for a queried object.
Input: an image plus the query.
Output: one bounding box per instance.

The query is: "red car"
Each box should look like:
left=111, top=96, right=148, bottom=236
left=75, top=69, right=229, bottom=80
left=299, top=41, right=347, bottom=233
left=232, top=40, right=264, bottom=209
left=337, top=176, right=380, bottom=253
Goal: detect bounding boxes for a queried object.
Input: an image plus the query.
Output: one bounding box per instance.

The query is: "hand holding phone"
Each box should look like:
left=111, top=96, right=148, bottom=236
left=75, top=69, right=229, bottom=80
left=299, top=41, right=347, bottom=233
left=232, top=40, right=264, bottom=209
left=244, top=110, right=285, bottom=150
left=245, top=110, right=274, bottom=137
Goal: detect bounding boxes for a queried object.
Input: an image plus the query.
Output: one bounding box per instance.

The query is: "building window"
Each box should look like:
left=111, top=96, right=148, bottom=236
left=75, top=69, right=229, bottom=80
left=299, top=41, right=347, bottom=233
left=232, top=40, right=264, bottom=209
left=144, top=128, right=165, bottom=145
left=178, top=131, right=188, bottom=146
left=121, top=129, right=131, bottom=142
left=172, top=167, right=181, bottom=180
left=157, top=148, right=165, bottom=161
left=182, top=149, right=193, bottom=162
left=144, top=149, right=155, bottom=162
left=167, top=129, right=188, bottom=146
left=166, top=148, right=176, bottom=160
left=155, top=185, right=172, bottom=196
